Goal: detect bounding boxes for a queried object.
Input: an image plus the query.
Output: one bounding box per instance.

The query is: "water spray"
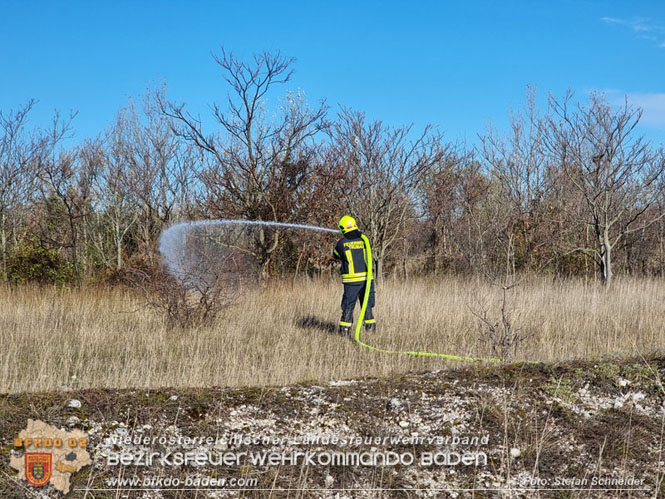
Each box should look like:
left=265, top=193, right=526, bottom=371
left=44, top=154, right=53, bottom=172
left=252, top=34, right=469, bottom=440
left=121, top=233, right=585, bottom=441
left=159, top=219, right=337, bottom=279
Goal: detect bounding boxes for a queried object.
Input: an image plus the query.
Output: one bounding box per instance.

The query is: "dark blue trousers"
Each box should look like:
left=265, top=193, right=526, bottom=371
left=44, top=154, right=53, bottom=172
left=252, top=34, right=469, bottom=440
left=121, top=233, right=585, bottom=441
left=339, top=280, right=375, bottom=326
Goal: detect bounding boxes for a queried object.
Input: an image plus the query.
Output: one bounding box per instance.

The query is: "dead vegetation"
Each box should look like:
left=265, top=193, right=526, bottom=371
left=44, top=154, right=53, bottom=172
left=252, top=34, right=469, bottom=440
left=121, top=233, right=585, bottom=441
left=1, top=276, right=665, bottom=394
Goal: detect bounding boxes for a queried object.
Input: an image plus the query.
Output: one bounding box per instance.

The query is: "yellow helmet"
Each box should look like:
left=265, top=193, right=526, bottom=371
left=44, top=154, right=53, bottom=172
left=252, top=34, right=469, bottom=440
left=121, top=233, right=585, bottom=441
left=338, top=215, right=358, bottom=234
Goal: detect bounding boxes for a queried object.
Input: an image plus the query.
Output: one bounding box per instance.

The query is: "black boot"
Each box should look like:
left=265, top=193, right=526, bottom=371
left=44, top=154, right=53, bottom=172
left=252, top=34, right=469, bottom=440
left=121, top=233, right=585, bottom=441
left=364, top=323, right=376, bottom=332
left=337, top=326, right=351, bottom=337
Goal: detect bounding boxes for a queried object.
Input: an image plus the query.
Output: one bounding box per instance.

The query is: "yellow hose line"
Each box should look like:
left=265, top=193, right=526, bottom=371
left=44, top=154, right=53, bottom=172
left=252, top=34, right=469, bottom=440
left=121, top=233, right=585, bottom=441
left=354, top=234, right=501, bottom=363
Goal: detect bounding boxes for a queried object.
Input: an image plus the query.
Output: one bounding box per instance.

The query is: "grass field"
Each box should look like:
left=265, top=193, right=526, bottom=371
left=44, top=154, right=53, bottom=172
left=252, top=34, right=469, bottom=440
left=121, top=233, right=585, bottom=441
left=1, top=276, right=664, bottom=394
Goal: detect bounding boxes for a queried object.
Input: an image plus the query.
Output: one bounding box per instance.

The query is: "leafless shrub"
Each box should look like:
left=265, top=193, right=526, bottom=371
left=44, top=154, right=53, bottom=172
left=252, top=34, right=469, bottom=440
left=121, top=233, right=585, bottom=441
left=471, top=282, right=528, bottom=362
left=129, top=228, right=255, bottom=328
left=128, top=266, right=228, bottom=329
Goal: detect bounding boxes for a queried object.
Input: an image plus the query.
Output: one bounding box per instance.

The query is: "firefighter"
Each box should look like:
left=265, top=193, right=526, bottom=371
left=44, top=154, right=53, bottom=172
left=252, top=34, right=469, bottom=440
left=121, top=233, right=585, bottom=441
left=332, top=215, right=376, bottom=337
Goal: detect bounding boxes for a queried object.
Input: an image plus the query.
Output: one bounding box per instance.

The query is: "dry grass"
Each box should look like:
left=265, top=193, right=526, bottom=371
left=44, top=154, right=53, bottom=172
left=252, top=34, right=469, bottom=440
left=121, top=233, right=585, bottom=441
left=1, top=276, right=664, bottom=394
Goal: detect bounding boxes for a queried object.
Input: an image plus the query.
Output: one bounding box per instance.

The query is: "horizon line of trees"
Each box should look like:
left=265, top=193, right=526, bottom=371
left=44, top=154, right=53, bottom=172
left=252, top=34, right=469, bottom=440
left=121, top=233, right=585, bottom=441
left=1, top=49, right=664, bottom=290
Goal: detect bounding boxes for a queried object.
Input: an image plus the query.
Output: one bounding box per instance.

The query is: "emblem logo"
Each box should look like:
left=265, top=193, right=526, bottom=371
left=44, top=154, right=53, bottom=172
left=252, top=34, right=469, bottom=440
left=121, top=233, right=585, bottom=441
left=25, top=453, right=52, bottom=487
left=11, top=419, right=91, bottom=494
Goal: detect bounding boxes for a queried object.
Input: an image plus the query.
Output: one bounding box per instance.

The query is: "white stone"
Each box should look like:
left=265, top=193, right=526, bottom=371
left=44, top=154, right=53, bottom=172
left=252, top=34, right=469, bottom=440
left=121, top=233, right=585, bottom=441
left=387, top=398, right=403, bottom=411
left=399, top=421, right=409, bottom=428
left=67, top=399, right=81, bottom=409
left=66, top=416, right=80, bottom=426
left=510, top=448, right=521, bottom=458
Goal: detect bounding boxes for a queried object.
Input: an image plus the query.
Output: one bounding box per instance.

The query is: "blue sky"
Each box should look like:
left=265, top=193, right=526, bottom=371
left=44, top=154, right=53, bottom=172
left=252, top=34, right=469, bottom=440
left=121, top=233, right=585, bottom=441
left=1, top=0, right=664, bottom=147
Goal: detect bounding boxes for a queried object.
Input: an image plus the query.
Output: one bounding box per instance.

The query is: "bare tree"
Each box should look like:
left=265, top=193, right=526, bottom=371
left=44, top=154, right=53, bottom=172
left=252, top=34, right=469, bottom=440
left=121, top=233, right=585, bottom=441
left=121, top=88, right=200, bottom=262
left=35, top=112, right=90, bottom=287
left=161, top=49, right=327, bottom=274
left=89, top=109, right=141, bottom=269
left=327, top=108, right=447, bottom=280
left=0, top=100, right=56, bottom=277
left=544, top=91, right=665, bottom=288
left=479, top=87, right=551, bottom=274
left=420, top=150, right=470, bottom=274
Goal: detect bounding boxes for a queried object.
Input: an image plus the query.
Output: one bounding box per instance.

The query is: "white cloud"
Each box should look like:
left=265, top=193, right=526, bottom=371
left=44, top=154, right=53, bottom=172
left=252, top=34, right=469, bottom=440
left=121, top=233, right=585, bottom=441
left=605, top=90, right=665, bottom=129
left=629, top=93, right=665, bottom=128
left=601, top=16, right=665, bottom=48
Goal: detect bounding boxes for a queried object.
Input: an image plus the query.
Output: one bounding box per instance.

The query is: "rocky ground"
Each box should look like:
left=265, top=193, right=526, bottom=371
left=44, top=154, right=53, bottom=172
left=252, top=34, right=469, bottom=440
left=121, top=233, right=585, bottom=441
left=2, top=355, right=665, bottom=498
